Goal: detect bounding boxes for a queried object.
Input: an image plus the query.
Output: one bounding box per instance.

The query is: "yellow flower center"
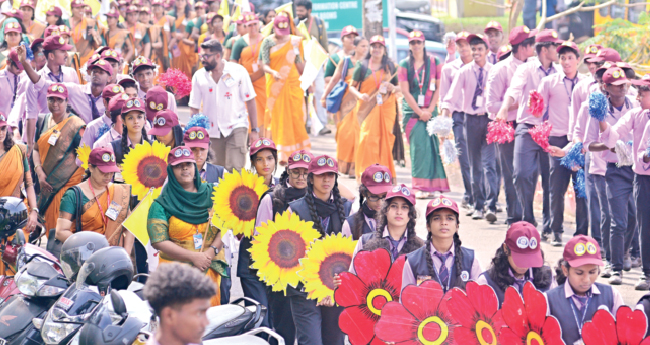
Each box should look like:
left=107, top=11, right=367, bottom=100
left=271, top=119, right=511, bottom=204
left=366, top=288, right=392, bottom=316
left=475, top=320, right=497, bottom=345
left=526, top=331, right=544, bottom=345
left=417, top=316, right=449, bottom=345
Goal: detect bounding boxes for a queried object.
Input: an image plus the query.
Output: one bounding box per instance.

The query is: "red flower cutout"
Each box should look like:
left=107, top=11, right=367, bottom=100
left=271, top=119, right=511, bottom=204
left=582, top=306, right=650, bottom=345
left=498, top=282, right=565, bottom=345
left=528, top=121, right=553, bottom=152
left=528, top=90, right=545, bottom=118
left=335, top=248, right=406, bottom=345
left=446, top=281, right=505, bottom=345
left=375, top=280, right=457, bottom=345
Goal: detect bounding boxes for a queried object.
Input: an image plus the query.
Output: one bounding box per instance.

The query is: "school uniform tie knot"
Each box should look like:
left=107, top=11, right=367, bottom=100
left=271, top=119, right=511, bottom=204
left=574, top=294, right=589, bottom=313
left=387, top=236, right=401, bottom=259
left=434, top=252, right=453, bottom=286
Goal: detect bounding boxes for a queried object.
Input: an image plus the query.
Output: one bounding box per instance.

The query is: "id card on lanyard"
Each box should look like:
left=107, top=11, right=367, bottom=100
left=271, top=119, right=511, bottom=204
left=372, top=65, right=385, bottom=105
left=414, top=63, right=426, bottom=107
left=570, top=294, right=591, bottom=342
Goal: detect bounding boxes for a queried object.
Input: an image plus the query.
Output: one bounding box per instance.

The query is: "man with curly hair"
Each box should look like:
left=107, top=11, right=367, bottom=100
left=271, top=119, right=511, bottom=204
left=143, top=263, right=216, bottom=345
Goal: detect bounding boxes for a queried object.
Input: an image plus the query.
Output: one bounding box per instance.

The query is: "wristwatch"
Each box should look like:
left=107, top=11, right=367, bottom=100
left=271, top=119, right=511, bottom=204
left=210, top=245, right=219, bottom=255
left=31, top=208, right=40, bottom=214
left=251, top=127, right=260, bottom=132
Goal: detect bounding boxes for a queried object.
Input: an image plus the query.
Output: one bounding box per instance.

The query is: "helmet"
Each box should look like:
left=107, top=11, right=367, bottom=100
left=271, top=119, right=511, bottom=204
left=0, top=197, right=28, bottom=240
left=60, top=232, right=110, bottom=279
left=77, top=246, right=134, bottom=295
left=79, top=291, right=144, bottom=345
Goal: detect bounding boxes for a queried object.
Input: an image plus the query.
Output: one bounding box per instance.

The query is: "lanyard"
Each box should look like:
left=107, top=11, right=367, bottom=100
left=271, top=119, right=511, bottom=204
left=563, top=76, right=577, bottom=103
left=431, top=252, right=452, bottom=292
left=569, top=294, right=591, bottom=335
left=249, top=37, right=260, bottom=62
left=308, top=17, right=314, bottom=34
left=88, top=182, right=110, bottom=225
left=414, top=63, right=426, bottom=95
left=370, top=62, right=384, bottom=90
left=48, top=71, right=63, bottom=83
left=6, top=75, right=17, bottom=107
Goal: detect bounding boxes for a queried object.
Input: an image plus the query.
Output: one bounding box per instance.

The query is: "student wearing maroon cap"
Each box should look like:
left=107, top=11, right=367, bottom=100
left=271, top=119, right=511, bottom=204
left=111, top=97, right=151, bottom=164
left=148, top=109, right=183, bottom=148
left=323, top=25, right=358, bottom=85
left=102, top=7, right=135, bottom=65
left=478, top=221, right=555, bottom=306
left=183, top=126, right=224, bottom=186
left=19, top=0, right=45, bottom=40
left=632, top=76, right=650, bottom=290
left=80, top=84, right=125, bottom=150
left=250, top=138, right=279, bottom=187
left=45, top=6, right=66, bottom=27
left=546, top=235, right=623, bottom=345
left=131, top=56, right=178, bottom=113
left=484, top=21, right=504, bottom=65
left=342, top=164, right=392, bottom=240
left=118, top=76, right=140, bottom=98
left=402, top=195, right=480, bottom=293
left=286, top=154, right=352, bottom=345
left=125, top=4, right=152, bottom=63
left=55, top=147, right=133, bottom=251
left=93, top=93, right=131, bottom=149
left=0, top=47, right=26, bottom=123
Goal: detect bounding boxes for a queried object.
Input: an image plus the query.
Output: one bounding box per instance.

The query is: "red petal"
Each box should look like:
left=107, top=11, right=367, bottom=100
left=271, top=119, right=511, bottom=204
left=466, top=282, right=500, bottom=319
left=640, top=338, right=650, bottom=345
left=582, top=309, right=618, bottom=345
left=497, top=327, right=525, bottom=345
left=522, top=282, right=548, bottom=332
left=375, top=301, right=418, bottom=343
left=539, top=315, right=565, bottom=345
left=335, top=272, right=368, bottom=307
left=354, top=249, right=392, bottom=287
left=615, top=306, right=647, bottom=345
left=339, top=305, right=378, bottom=345
left=501, top=286, right=528, bottom=339
left=453, top=325, right=479, bottom=345
left=369, top=336, right=388, bottom=345
left=401, top=280, right=445, bottom=321
left=491, top=309, right=506, bottom=332
left=447, top=287, right=478, bottom=329
left=385, top=255, right=407, bottom=299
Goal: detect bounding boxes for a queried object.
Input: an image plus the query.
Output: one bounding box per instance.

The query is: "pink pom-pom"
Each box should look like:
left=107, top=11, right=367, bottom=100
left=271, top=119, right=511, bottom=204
left=486, top=121, right=514, bottom=144
left=528, top=121, right=553, bottom=152
left=528, top=90, right=545, bottom=118
left=158, top=68, right=192, bottom=99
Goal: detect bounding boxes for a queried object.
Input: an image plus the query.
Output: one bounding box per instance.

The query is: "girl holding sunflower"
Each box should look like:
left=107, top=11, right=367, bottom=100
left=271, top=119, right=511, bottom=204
left=286, top=154, right=352, bottom=345
left=477, top=221, right=555, bottom=306
left=402, top=195, right=481, bottom=293
left=110, top=97, right=152, bottom=164
left=147, top=145, right=225, bottom=306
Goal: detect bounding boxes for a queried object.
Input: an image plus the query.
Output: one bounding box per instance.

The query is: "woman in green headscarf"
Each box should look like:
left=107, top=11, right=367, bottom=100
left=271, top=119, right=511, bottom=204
left=147, top=145, right=225, bottom=306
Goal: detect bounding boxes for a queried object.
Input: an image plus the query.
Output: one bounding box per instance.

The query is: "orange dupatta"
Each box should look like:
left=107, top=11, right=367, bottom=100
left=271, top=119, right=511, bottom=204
left=239, top=36, right=267, bottom=136
left=335, top=64, right=359, bottom=171
left=172, top=15, right=198, bottom=79
left=71, top=18, right=97, bottom=66
left=0, top=145, right=27, bottom=198
left=150, top=16, right=171, bottom=72
left=71, top=184, right=131, bottom=246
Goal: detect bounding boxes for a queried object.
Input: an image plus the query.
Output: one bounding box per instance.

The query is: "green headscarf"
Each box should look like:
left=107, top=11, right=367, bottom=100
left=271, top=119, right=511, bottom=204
left=155, top=164, right=213, bottom=224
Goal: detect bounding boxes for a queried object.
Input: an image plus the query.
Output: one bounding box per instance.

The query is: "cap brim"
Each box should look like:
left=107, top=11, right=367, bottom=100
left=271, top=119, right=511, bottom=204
left=59, top=43, right=74, bottom=51
left=631, top=79, right=650, bottom=87
left=311, top=168, right=338, bottom=175
left=386, top=195, right=414, bottom=206
left=148, top=126, right=171, bottom=136
left=610, top=79, right=630, bottom=85
left=567, top=257, right=604, bottom=267
left=366, top=184, right=392, bottom=195
left=341, top=31, right=359, bottom=38
left=510, top=250, right=544, bottom=268
left=170, top=157, right=195, bottom=166
left=287, top=162, right=310, bottom=170
left=589, top=56, right=606, bottom=62
left=47, top=94, right=67, bottom=99
left=185, top=141, right=209, bottom=150
left=97, top=164, right=122, bottom=173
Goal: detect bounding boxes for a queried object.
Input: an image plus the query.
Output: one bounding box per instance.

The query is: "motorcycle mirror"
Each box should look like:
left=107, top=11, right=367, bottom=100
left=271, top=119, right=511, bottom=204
left=110, top=290, right=127, bottom=317
left=14, top=229, right=25, bottom=246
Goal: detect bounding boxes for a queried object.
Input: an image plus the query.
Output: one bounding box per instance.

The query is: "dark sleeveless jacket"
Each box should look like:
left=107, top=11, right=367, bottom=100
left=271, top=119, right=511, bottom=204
left=359, top=230, right=424, bottom=260
left=479, top=266, right=553, bottom=307
left=203, top=163, right=225, bottom=183
left=405, top=245, right=475, bottom=292
left=547, top=282, right=614, bottom=345
left=110, top=137, right=153, bottom=165
left=345, top=212, right=374, bottom=239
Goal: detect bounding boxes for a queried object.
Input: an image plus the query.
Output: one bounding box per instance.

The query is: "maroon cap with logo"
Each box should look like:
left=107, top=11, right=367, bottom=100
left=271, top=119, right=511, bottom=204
left=131, top=56, right=156, bottom=74
left=145, top=86, right=168, bottom=121
left=19, top=0, right=35, bottom=9
left=308, top=155, right=338, bottom=175
left=105, top=7, right=120, bottom=17
left=361, top=164, right=392, bottom=195
left=497, top=44, right=512, bottom=61
left=71, top=0, right=86, bottom=8
left=126, top=5, right=139, bottom=13
left=583, top=44, right=603, bottom=62
left=8, top=48, right=24, bottom=72
left=466, top=33, right=488, bottom=45
left=31, top=38, right=44, bottom=51
left=118, top=76, right=137, bottom=87
left=631, top=74, right=650, bottom=87
left=89, top=59, right=114, bottom=77
left=369, top=35, right=386, bottom=47
left=288, top=150, right=314, bottom=170
left=243, top=11, right=258, bottom=25
left=408, top=30, right=425, bottom=43
left=340, top=25, right=358, bottom=38
left=47, top=83, right=68, bottom=99
left=102, top=84, right=124, bottom=99
left=455, top=31, right=470, bottom=42
left=3, top=21, right=22, bottom=34
left=44, top=25, right=60, bottom=38
left=43, top=35, right=73, bottom=51
left=505, top=221, right=543, bottom=268
left=184, top=127, right=210, bottom=149
left=0, top=112, right=7, bottom=127
left=148, top=110, right=179, bottom=136
left=46, top=6, right=63, bottom=16
left=385, top=184, right=415, bottom=206
left=602, top=67, right=630, bottom=86
left=425, top=195, right=459, bottom=218
left=121, top=97, right=145, bottom=115
left=89, top=147, right=121, bottom=173
left=508, top=25, right=536, bottom=45
left=556, top=41, right=579, bottom=55
left=564, top=235, right=604, bottom=267
left=250, top=138, right=277, bottom=156
left=99, top=48, right=121, bottom=63
left=168, top=145, right=196, bottom=166
left=2, top=8, right=23, bottom=20
left=484, top=20, right=503, bottom=33
left=588, top=47, right=621, bottom=63
left=273, top=12, right=290, bottom=35
left=109, top=93, right=130, bottom=112
left=534, top=29, right=562, bottom=43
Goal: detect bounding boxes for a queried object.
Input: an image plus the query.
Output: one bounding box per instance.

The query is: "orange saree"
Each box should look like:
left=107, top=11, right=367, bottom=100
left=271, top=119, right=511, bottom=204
left=150, top=16, right=173, bottom=73
left=0, top=145, right=30, bottom=199
left=334, top=59, right=360, bottom=174
left=71, top=18, right=99, bottom=66
left=172, top=15, right=198, bottom=79
left=237, top=36, right=267, bottom=137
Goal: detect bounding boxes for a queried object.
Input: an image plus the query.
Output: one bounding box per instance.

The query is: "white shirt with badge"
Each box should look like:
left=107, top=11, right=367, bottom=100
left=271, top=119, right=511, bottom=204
left=188, top=61, right=257, bottom=139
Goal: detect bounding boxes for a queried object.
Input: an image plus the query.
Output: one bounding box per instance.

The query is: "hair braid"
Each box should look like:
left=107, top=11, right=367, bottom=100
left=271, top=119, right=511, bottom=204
left=305, top=177, right=325, bottom=235
left=120, top=124, right=130, bottom=163
left=424, top=232, right=436, bottom=281
left=332, top=178, right=346, bottom=229
left=272, top=169, right=290, bottom=214
left=351, top=185, right=368, bottom=240
left=453, top=232, right=466, bottom=289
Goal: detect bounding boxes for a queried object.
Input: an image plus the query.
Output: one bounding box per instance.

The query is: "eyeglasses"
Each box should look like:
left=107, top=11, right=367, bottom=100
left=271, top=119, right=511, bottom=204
left=289, top=170, right=308, bottom=178
left=199, top=52, right=217, bottom=59
left=366, top=194, right=386, bottom=202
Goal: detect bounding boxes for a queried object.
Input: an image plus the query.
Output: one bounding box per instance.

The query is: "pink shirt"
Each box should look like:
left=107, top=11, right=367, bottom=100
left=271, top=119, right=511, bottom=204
left=487, top=50, right=498, bottom=65
left=26, top=65, right=80, bottom=120
left=544, top=282, right=624, bottom=317
left=584, top=96, right=638, bottom=164
left=0, top=69, right=25, bottom=121
left=5, top=74, right=30, bottom=137
left=600, top=107, right=650, bottom=175
left=442, top=60, right=493, bottom=115
left=93, top=127, right=121, bottom=149
left=636, top=118, right=650, bottom=174
left=573, top=101, right=607, bottom=176
left=401, top=241, right=482, bottom=291
left=537, top=70, right=586, bottom=137
left=505, top=58, right=559, bottom=125
left=486, top=55, right=526, bottom=121
left=33, top=78, right=105, bottom=124
left=341, top=213, right=377, bottom=238
left=439, top=58, right=465, bottom=113
left=82, top=115, right=113, bottom=149
left=569, top=76, right=597, bottom=140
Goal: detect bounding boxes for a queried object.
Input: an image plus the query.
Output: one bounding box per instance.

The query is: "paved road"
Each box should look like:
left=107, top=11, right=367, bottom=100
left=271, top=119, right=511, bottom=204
left=177, top=107, right=647, bottom=307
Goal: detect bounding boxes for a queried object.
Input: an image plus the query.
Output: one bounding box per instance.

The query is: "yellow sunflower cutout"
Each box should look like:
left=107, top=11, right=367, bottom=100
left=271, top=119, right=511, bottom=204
left=249, top=211, right=321, bottom=294
left=76, top=144, right=92, bottom=170
left=122, top=141, right=171, bottom=200
left=298, top=233, right=357, bottom=303
left=212, top=169, right=268, bottom=237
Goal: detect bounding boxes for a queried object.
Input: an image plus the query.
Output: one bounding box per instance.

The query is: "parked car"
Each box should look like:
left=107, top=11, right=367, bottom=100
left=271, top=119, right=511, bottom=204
left=395, top=0, right=431, bottom=14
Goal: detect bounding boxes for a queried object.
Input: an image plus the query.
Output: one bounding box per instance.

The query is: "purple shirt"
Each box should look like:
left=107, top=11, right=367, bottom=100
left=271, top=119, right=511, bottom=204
left=26, top=65, right=80, bottom=120
left=33, top=78, right=105, bottom=124
left=600, top=107, right=650, bottom=175
left=93, top=127, right=121, bottom=149
left=537, top=70, right=586, bottom=137
left=636, top=117, right=650, bottom=174
left=442, top=60, right=493, bottom=115
left=505, top=58, right=559, bottom=125
left=82, top=115, right=113, bottom=150
left=439, top=58, right=465, bottom=113
left=486, top=55, right=525, bottom=121
left=584, top=96, right=638, bottom=164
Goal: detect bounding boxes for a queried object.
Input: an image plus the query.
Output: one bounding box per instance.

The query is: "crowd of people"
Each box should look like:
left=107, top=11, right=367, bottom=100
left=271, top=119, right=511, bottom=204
left=2, top=0, right=650, bottom=344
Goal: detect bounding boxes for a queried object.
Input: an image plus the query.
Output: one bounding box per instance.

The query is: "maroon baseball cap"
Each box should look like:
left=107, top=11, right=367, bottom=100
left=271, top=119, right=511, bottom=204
left=89, top=147, right=121, bottom=173
left=484, top=20, right=503, bottom=33
left=242, top=11, right=258, bottom=25
left=89, top=59, right=114, bottom=76
left=121, top=97, right=145, bottom=115
left=109, top=93, right=130, bottom=112
left=455, top=31, right=470, bottom=42
left=2, top=8, right=23, bottom=20
left=369, top=35, right=386, bottom=47
left=184, top=127, right=210, bottom=149
left=3, top=21, right=22, bottom=34
left=508, top=25, right=536, bottom=45
left=148, top=110, right=179, bottom=136
left=44, top=25, right=60, bottom=38
left=534, top=29, right=562, bottom=44
left=273, top=12, right=290, bottom=35
left=505, top=221, right=543, bottom=268
left=497, top=44, right=512, bottom=61
left=250, top=138, right=277, bottom=156
left=602, top=67, right=630, bottom=86
left=385, top=184, right=415, bottom=206
left=131, top=56, right=156, bottom=74
left=589, top=47, right=621, bottom=63
left=102, top=84, right=124, bottom=99
left=46, top=6, right=63, bottom=16
left=583, top=44, right=603, bottom=62
left=308, top=155, right=338, bottom=175
left=564, top=235, right=604, bottom=267
left=168, top=146, right=195, bottom=166
left=19, top=0, right=35, bottom=9
left=556, top=41, right=579, bottom=55
left=126, top=5, right=139, bottom=13
left=71, top=0, right=86, bottom=8
left=631, top=73, right=650, bottom=87
left=466, top=33, right=488, bottom=45
left=99, top=48, right=121, bottom=62
left=8, top=48, right=24, bottom=72
left=118, top=76, right=137, bottom=87
left=145, top=86, right=168, bottom=121
left=0, top=112, right=7, bottom=127
left=340, top=25, right=358, bottom=38
left=408, top=30, right=425, bottom=43
left=194, top=1, right=208, bottom=9
left=43, top=35, right=73, bottom=51
left=425, top=195, right=459, bottom=218
left=58, top=25, right=70, bottom=37
left=361, top=164, right=392, bottom=195
left=288, top=150, right=313, bottom=170
left=31, top=38, right=44, bottom=51
left=47, top=83, right=68, bottom=99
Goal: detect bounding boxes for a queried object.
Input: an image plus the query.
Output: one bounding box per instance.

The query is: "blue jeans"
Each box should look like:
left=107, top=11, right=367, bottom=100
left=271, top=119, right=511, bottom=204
left=453, top=111, right=473, bottom=206
left=605, top=164, right=637, bottom=272
left=464, top=114, right=498, bottom=212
